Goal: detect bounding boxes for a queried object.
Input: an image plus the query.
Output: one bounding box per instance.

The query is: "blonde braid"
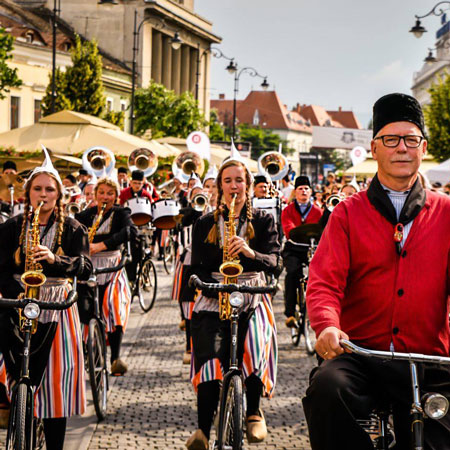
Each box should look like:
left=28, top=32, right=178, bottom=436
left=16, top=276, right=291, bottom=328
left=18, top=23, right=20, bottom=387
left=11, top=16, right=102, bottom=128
left=205, top=192, right=223, bottom=244
left=245, top=189, right=255, bottom=241
left=57, top=200, right=65, bottom=247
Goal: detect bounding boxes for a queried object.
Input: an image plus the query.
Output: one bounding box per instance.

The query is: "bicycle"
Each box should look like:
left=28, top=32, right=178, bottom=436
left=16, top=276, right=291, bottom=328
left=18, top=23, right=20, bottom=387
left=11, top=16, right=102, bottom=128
left=287, top=238, right=317, bottom=354
left=189, top=274, right=277, bottom=450
left=0, top=287, right=78, bottom=450
left=341, top=339, right=450, bottom=450
left=163, top=230, right=177, bottom=275
left=130, top=225, right=157, bottom=313
left=85, top=251, right=131, bottom=421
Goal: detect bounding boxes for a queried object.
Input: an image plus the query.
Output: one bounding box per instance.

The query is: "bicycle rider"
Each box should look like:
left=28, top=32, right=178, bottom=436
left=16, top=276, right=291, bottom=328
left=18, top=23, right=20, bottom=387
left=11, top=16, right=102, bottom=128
left=0, top=149, right=93, bottom=449
left=186, top=155, right=280, bottom=449
left=303, top=93, right=450, bottom=449
left=280, top=175, right=322, bottom=328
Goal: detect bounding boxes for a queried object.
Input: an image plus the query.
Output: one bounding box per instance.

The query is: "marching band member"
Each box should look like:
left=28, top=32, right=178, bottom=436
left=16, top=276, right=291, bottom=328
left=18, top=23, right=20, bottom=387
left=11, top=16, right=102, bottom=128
left=203, top=165, right=218, bottom=211
left=281, top=176, right=322, bottom=328
left=117, top=167, right=129, bottom=189
left=76, top=178, right=137, bottom=376
left=253, top=172, right=271, bottom=199
left=119, top=169, right=155, bottom=206
left=303, top=93, right=450, bottom=449
left=186, top=157, right=280, bottom=449
left=2, top=160, right=17, bottom=176
left=77, top=168, right=90, bottom=191
left=63, top=174, right=77, bottom=188
left=0, top=148, right=92, bottom=449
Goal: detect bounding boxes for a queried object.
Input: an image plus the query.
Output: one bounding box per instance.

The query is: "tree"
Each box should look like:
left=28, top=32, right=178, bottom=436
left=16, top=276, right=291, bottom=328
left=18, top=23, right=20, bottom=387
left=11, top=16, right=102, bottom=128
left=134, top=81, right=207, bottom=138
left=41, top=68, right=72, bottom=116
left=238, top=123, right=289, bottom=159
left=104, top=110, right=125, bottom=130
left=65, top=35, right=105, bottom=116
left=424, top=71, right=450, bottom=162
left=0, top=27, right=22, bottom=100
left=209, top=109, right=225, bottom=141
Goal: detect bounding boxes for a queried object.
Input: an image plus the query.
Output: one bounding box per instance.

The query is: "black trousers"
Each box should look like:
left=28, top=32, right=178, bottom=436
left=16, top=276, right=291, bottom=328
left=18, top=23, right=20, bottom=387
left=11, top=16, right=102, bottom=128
left=302, top=353, right=450, bottom=450
left=282, top=247, right=307, bottom=318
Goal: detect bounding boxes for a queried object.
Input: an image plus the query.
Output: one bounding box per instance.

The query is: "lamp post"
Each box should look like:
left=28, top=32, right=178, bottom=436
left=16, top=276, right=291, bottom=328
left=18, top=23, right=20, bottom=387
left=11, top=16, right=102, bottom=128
left=51, top=0, right=61, bottom=114
left=231, top=66, right=269, bottom=140
left=129, top=9, right=182, bottom=134
left=410, top=1, right=450, bottom=38
left=195, top=46, right=235, bottom=101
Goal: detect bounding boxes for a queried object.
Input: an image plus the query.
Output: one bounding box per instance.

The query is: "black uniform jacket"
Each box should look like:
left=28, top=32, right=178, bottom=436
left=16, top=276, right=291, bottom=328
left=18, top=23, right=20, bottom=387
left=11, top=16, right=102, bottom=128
left=76, top=205, right=137, bottom=251
left=191, top=206, right=281, bottom=297
left=0, top=213, right=93, bottom=300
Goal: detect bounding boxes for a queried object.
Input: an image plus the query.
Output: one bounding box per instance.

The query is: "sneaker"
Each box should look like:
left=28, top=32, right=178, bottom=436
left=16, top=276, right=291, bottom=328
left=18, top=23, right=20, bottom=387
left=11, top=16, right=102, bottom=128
left=246, top=409, right=267, bottom=443
left=186, top=429, right=209, bottom=450
left=285, top=316, right=297, bottom=328
left=183, top=351, right=191, bottom=365
left=111, top=358, right=128, bottom=376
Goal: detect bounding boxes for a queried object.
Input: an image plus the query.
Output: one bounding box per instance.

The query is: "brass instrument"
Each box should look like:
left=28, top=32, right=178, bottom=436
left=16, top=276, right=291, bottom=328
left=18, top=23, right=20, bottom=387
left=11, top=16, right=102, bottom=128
left=191, top=193, right=209, bottom=212
left=172, top=151, right=205, bottom=183
left=21, top=201, right=46, bottom=300
left=128, top=148, right=158, bottom=177
left=65, top=202, right=81, bottom=218
left=82, top=147, right=115, bottom=178
left=219, top=194, right=243, bottom=320
left=325, top=194, right=344, bottom=212
left=257, top=151, right=289, bottom=181
left=88, top=203, right=107, bottom=243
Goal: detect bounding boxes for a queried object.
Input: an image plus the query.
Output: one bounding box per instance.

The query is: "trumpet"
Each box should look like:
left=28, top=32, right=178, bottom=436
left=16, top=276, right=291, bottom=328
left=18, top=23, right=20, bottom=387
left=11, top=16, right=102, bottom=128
left=191, top=193, right=209, bottom=212
left=325, top=194, right=344, bottom=212
left=65, top=202, right=81, bottom=217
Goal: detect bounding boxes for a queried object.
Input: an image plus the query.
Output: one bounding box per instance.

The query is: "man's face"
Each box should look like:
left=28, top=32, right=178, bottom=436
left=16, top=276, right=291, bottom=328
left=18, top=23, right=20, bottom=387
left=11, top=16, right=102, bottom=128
left=130, top=180, right=144, bottom=193
left=79, top=174, right=89, bottom=183
left=118, top=173, right=129, bottom=183
left=63, top=178, right=75, bottom=188
left=295, top=185, right=312, bottom=203
left=254, top=182, right=269, bottom=198
left=371, top=121, right=426, bottom=184
left=3, top=168, right=17, bottom=175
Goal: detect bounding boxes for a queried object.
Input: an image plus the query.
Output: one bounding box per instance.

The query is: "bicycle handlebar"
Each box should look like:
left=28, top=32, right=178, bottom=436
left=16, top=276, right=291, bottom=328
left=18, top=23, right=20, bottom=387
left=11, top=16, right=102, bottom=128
left=189, top=274, right=277, bottom=294
left=340, top=339, right=450, bottom=365
left=94, top=255, right=131, bottom=275
left=0, top=289, right=78, bottom=310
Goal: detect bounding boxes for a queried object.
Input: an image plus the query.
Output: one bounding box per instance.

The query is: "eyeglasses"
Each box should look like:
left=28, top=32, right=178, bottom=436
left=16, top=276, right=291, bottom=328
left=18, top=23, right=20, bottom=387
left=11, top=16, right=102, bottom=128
left=374, top=135, right=425, bottom=148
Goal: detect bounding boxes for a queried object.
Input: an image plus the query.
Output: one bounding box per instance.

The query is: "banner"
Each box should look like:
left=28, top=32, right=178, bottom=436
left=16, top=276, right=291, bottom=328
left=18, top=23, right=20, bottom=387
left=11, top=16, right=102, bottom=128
left=312, top=126, right=372, bottom=150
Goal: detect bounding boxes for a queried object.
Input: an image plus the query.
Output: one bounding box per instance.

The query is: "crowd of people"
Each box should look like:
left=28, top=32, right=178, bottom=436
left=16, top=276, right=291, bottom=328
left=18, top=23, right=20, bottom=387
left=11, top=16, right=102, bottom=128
left=0, top=92, right=448, bottom=450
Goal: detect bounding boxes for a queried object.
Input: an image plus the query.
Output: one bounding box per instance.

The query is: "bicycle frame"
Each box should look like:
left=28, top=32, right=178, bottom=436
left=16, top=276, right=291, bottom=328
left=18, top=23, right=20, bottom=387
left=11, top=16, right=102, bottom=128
left=341, top=339, right=450, bottom=450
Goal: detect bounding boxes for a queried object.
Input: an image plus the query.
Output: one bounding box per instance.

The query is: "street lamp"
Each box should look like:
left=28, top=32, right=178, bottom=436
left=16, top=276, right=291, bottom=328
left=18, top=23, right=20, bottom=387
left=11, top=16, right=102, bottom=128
left=410, top=2, right=450, bottom=38
left=129, top=9, right=182, bottom=134
left=195, top=46, right=236, bottom=100
left=231, top=65, right=269, bottom=140
left=51, top=0, right=61, bottom=114
left=424, top=48, right=437, bottom=64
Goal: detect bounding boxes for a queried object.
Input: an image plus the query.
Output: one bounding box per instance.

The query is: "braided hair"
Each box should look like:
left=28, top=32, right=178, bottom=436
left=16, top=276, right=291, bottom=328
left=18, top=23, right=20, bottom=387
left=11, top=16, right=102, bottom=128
left=205, top=160, right=255, bottom=244
left=16, top=172, right=65, bottom=264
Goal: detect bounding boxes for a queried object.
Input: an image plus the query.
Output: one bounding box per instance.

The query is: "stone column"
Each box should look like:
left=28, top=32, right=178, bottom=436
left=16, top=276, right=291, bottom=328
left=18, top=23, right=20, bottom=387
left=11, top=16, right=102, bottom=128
left=162, top=35, right=172, bottom=90
left=171, top=45, right=181, bottom=94
left=180, top=45, right=190, bottom=93
left=151, top=30, right=162, bottom=84
left=141, top=22, right=152, bottom=88
left=189, top=47, right=198, bottom=94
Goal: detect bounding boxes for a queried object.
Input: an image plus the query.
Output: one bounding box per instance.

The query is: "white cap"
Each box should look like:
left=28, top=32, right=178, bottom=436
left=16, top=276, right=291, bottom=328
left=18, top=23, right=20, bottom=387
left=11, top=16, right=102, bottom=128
left=189, top=172, right=201, bottom=183
left=203, top=164, right=218, bottom=182
left=349, top=175, right=360, bottom=192
left=25, top=144, right=63, bottom=190
left=221, top=139, right=253, bottom=181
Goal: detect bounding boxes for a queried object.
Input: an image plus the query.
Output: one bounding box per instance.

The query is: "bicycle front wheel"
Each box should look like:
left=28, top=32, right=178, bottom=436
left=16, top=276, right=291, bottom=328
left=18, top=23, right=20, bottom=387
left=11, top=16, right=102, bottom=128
left=217, top=374, right=244, bottom=450
left=163, top=235, right=176, bottom=275
left=8, top=383, right=27, bottom=450
left=303, top=311, right=316, bottom=355
left=138, top=257, right=157, bottom=312
left=88, top=318, right=108, bottom=421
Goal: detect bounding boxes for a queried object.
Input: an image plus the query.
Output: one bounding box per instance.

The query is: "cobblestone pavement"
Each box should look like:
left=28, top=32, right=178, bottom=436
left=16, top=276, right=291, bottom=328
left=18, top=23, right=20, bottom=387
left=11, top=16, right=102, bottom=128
left=1, top=261, right=316, bottom=449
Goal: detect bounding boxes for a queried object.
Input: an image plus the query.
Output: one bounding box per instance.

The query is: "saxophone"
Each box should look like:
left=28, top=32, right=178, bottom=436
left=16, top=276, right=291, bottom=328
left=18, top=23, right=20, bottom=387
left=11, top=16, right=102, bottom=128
left=21, top=201, right=47, bottom=300
left=219, top=193, right=243, bottom=320
left=88, top=203, right=107, bottom=243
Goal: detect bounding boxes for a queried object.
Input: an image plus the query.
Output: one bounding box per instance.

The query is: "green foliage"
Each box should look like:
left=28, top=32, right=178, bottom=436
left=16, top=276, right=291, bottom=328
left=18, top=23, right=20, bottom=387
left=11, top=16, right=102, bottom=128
left=104, top=110, right=125, bottom=130
left=41, top=68, right=72, bottom=116
left=424, top=71, right=450, bottom=162
left=209, top=109, right=225, bottom=141
left=237, top=123, right=290, bottom=158
left=0, top=27, right=22, bottom=100
left=65, top=36, right=105, bottom=116
left=134, top=81, right=207, bottom=138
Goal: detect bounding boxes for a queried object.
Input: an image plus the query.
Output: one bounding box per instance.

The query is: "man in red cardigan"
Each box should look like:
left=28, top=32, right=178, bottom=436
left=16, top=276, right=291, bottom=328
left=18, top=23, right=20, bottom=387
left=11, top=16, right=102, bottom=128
left=281, top=175, right=322, bottom=327
left=302, top=93, right=450, bottom=449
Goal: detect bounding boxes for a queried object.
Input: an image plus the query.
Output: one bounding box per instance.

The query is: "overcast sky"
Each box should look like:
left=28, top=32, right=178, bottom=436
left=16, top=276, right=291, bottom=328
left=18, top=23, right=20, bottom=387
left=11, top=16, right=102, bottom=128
left=195, top=0, right=445, bottom=128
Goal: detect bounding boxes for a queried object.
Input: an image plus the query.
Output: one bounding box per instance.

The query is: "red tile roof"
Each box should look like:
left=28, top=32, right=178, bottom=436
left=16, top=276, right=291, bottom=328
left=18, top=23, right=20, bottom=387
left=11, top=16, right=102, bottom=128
left=328, top=108, right=362, bottom=129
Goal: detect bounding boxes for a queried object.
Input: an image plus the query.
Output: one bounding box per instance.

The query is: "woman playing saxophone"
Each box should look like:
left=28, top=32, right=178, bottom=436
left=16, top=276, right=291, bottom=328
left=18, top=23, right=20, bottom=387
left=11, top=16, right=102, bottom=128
left=186, top=158, right=281, bottom=449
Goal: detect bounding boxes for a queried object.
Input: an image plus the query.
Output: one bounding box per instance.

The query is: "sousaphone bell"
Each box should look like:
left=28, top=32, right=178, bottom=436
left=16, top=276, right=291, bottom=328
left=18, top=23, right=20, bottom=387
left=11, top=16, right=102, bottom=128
left=172, top=151, right=205, bottom=183
left=82, top=146, right=116, bottom=178
left=257, top=151, right=289, bottom=181
left=128, top=147, right=158, bottom=177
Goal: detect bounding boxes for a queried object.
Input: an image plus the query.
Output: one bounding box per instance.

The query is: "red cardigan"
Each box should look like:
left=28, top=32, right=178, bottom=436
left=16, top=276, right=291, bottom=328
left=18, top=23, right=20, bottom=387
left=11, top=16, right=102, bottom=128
left=306, top=190, right=450, bottom=356
left=281, top=201, right=323, bottom=239
left=119, top=187, right=154, bottom=206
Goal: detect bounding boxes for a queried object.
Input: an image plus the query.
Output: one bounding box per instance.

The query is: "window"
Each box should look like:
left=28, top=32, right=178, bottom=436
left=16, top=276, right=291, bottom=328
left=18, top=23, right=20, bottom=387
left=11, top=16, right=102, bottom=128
left=106, top=98, right=113, bottom=112
left=120, top=100, right=127, bottom=112
left=34, top=99, right=42, bottom=123
left=25, top=31, right=33, bottom=44
left=10, top=97, right=20, bottom=130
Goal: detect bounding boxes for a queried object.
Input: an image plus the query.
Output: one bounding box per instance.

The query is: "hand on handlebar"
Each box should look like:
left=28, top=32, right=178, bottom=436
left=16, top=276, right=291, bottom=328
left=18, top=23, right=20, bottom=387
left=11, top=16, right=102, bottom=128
left=315, top=326, right=351, bottom=360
